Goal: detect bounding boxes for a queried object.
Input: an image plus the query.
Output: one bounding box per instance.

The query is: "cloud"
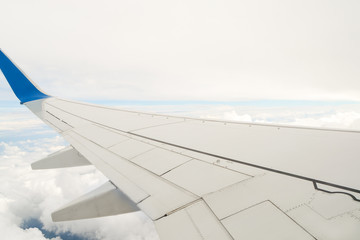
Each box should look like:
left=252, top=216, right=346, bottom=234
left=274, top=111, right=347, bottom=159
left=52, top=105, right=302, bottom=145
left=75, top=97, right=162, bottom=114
left=0, top=138, right=159, bottom=240
left=0, top=108, right=159, bottom=240
left=0, top=116, right=43, bottom=131
left=0, top=140, right=64, bottom=240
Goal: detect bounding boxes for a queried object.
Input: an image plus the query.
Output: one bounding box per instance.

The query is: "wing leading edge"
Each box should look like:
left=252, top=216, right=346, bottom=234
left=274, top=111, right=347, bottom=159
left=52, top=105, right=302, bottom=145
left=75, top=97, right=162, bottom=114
left=1, top=50, right=360, bottom=240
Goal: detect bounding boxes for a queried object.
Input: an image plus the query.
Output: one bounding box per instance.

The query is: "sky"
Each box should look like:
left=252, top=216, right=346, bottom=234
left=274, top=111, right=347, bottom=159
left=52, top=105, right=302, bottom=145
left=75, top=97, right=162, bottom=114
left=1, top=0, right=360, bottom=102
left=1, top=0, right=360, bottom=239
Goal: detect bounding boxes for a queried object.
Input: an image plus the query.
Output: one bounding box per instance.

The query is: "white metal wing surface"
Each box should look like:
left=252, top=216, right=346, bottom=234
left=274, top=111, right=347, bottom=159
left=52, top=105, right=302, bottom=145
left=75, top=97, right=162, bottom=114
left=1, top=49, right=360, bottom=240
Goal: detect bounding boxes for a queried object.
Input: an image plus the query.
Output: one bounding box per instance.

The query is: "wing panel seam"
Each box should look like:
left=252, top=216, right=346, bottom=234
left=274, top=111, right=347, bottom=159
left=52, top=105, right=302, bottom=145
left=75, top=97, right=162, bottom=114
left=45, top=101, right=360, bottom=195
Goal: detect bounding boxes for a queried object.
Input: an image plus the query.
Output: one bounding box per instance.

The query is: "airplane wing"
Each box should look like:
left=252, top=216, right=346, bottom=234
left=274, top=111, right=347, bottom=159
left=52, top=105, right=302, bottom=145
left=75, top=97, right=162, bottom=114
left=1, top=49, right=360, bottom=240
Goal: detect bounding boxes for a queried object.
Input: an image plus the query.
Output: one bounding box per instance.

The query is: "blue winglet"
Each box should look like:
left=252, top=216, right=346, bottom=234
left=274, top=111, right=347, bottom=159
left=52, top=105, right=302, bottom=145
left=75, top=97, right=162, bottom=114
left=0, top=49, right=50, bottom=104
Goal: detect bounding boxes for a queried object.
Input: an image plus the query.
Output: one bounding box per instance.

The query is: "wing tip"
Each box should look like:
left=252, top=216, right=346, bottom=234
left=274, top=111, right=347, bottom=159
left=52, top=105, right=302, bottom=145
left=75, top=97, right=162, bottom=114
left=0, top=49, right=51, bottom=104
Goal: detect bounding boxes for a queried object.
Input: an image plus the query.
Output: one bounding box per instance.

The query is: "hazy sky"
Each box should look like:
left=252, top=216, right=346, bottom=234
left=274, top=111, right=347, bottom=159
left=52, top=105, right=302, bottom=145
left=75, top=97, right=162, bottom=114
left=1, top=0, right=360, bottom=102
